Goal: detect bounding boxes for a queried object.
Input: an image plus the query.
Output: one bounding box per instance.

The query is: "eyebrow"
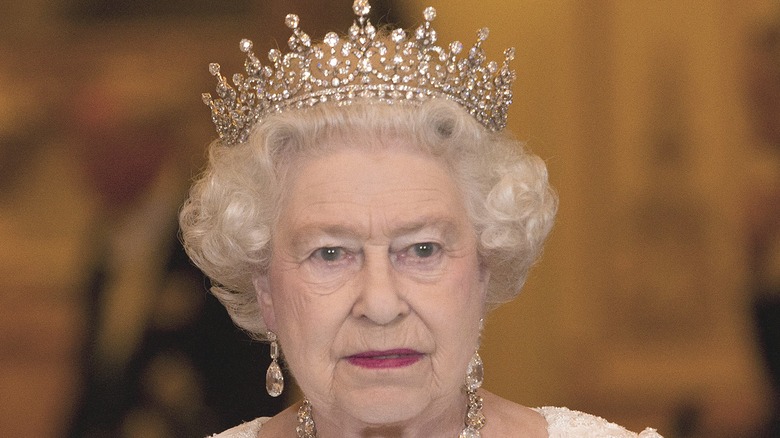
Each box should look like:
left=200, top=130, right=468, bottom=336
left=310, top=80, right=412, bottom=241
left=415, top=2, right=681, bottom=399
left=289, top=223, right=363, bottom=252
left=385, top=216, right=460, bottom=240
left=289, top=215, right=462, bottom=249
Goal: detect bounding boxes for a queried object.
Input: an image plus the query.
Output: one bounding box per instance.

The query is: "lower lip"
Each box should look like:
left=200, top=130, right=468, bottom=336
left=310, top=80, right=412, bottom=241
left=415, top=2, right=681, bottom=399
left=346, top=351, right=423, bottom=369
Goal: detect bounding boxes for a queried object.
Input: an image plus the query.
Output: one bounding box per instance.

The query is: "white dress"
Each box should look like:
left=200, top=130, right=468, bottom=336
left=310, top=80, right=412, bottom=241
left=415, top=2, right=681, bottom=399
left=208, top=406, right=662, bottom=437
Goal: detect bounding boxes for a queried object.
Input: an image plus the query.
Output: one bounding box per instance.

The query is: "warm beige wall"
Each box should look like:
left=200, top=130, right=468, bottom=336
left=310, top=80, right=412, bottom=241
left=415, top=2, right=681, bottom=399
left=400, top=0, right=776, bottom=434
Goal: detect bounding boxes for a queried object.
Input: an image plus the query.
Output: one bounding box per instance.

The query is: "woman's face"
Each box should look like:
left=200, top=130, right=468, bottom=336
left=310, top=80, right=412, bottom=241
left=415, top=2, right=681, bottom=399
left=255, top=141, right=487, bottom=427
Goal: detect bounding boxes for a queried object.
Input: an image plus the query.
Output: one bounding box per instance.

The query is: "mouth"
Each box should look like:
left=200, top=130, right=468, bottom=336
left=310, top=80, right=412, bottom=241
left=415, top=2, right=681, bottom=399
left=346, top=349, right=424, bottom=369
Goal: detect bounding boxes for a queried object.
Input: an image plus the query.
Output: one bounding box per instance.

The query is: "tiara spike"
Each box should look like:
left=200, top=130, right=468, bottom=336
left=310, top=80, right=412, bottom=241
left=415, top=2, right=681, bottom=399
left=477, top=27, right=490, bottom=42
left=423, top=6, right=437, bottom=22
left=353, top=0, right=371, bottom=17
left=239, top=39, right=253, bottom=53
left=285, top=14, right=300, bottom=29
left=203, top=1, right=516, bottom=144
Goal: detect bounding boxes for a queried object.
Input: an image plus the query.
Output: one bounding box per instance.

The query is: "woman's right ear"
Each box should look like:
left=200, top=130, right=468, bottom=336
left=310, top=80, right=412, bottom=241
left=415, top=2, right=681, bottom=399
left=253, top=274, right=277, bottom=332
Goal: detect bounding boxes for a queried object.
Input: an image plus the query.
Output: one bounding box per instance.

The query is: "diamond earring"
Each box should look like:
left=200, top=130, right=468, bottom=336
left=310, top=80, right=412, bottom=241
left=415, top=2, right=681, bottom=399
left=463, top=351, right=486, bottom=435
left=266, top=331, right=284, bottom=397
left=466, top=351, right=484, bottom=391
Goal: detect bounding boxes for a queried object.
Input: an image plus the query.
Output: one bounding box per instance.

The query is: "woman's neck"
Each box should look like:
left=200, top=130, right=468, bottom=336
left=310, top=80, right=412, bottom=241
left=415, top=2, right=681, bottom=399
left=302, top=392, right=468, bottom=438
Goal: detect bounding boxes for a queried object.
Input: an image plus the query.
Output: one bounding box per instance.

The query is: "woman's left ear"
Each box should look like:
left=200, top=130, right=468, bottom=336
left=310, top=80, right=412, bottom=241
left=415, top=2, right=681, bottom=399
left=253, top=273, right=277, bottom=332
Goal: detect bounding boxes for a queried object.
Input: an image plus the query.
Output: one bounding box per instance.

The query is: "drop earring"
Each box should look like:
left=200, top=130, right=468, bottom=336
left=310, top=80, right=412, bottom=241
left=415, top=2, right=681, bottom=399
left=266, top=331, right=284, bottom=397
left=461, top=351, right=486, bottom=436
left=466, top=350, right=484, bottom=392
left=461, top=319, right=486, bottom=436
left=467, top=318, right=485, bottom=391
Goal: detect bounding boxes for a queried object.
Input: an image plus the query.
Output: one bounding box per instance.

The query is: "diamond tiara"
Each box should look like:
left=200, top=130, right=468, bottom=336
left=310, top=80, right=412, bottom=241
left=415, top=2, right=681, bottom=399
left=202, top=0, right=516, bottom=145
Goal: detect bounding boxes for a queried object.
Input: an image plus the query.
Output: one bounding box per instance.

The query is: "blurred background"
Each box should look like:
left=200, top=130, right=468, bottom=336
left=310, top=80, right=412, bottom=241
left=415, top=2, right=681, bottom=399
left=1, top=0, right=779, bottom=437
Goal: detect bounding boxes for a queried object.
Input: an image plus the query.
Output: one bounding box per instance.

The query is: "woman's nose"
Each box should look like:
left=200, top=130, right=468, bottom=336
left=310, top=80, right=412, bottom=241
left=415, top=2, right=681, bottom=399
left=351, top=247, right=410, bottom=325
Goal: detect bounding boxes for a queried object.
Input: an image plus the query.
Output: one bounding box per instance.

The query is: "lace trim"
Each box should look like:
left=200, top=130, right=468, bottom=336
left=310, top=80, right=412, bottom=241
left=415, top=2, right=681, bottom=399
left=208, top=417, right=267, bottom=438
left=535, top=406, right=663, bottom=437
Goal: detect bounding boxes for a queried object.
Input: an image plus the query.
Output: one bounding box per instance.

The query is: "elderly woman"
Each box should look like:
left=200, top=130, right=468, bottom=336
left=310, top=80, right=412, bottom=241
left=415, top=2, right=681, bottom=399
left=180, top=2, right=662, bottom=437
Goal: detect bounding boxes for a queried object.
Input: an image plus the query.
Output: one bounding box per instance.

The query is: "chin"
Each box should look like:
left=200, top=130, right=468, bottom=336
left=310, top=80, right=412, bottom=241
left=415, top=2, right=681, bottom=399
left=337, top=386, right=431, bottom=425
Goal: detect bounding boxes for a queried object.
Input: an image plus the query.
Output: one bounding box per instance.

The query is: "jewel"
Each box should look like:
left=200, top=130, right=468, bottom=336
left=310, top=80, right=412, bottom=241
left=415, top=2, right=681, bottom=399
left=477, top=27, right=489, bottom=41
left=208, top=63, right=221, bottom=76
left=465, top=353, right=483, bottom=391
left=341, top=42, right=352, bottom=56
left=450, top=41, right=463, bottom=54
left=359, top=57, right=372, bottom=72
left=285, top=14, right=300, bottom=29
left=247, top=60, right=261, bottom=75
left=467, top=410, right=487, bottom=428
left=268, top=49, right=281, bottom=62
left=266, top=360, right=284, bottom=397
left=324, top=32, right=339, bottom=47
left=391, top=28, right=406, bottom=43
left=239, top=39, right=253, bottom=52
left=300, top=419, right=315, bottom=435
left=469, top=46, right=484, bottom=62
left=459, top=426, right=481, bottom=438
left=353, top=0, right=371, bottom=16
left=504, top=47, right=516, bottom=61
left=414, top=26, right=425, bottom=41
left=423, top=6, right=437, bottom=21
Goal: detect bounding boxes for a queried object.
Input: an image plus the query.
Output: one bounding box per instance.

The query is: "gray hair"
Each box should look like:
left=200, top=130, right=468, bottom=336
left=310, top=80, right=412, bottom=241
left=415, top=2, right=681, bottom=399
left=179, top=99, right=557, bottom=338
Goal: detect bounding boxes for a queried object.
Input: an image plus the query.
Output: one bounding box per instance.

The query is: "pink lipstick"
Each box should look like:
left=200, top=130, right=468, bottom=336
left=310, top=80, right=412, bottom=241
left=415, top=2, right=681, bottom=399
left=346, top=349, right=423, bottom=369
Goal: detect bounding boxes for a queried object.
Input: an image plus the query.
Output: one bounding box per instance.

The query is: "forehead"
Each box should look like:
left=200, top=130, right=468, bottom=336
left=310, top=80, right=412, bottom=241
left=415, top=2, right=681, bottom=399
left=278, top=145, right=469, bottom=233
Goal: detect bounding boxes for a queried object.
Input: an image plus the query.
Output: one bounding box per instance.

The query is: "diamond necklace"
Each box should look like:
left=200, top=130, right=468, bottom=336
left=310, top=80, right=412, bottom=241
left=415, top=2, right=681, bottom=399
left=295, top=388, right=485, bottom=437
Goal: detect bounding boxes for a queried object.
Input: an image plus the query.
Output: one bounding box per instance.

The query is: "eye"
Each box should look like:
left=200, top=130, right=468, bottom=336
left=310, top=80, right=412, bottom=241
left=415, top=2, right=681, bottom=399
left=397, top=242, right=442, bottom=262
left=313, top=247, right=345, bottom=262
left=302, top=245, right=359, bottom=292
left=393, top=241, right=443, bottom=272
left=411, top=242, right=438, bottom=258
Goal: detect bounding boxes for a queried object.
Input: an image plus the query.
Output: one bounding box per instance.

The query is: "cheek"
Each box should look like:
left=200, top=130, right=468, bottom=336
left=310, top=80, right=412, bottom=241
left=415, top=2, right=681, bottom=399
left=453, top=264, right=486, bottom=335
left=271, top=271, right=313, bottom=328
left=418, top=261, right=485, bottom=340
left=448, top=257, right=486, bottom=311
left=270, top=269, right=351, bottom=354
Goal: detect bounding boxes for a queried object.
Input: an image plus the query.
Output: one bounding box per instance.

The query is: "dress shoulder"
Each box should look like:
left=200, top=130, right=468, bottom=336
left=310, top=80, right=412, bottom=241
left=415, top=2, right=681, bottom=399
left=207, top=417, right=268, bottom=438
left=535, top=407, right=663, bottom=437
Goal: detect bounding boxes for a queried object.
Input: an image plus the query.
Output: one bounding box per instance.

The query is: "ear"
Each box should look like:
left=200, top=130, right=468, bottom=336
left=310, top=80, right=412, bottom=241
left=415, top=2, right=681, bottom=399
left=253, top=273, right=278, bottom=333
